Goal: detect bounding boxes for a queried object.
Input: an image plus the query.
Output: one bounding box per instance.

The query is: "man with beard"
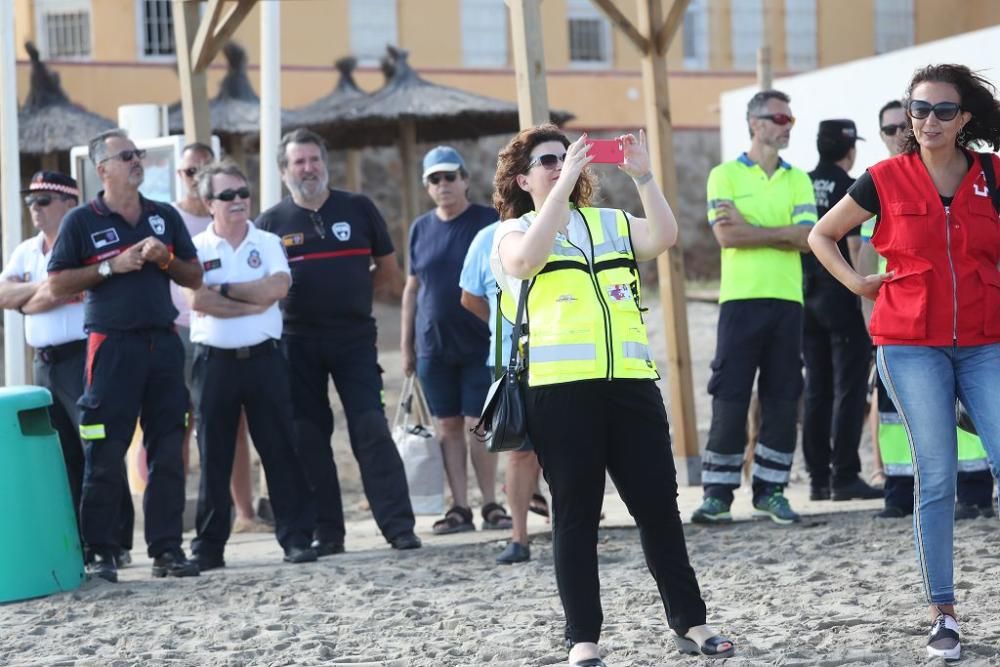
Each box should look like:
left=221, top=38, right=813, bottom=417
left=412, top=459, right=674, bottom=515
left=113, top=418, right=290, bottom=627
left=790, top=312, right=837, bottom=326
left=48, top=129, right=203, bottom=582
left=256, top=128, right=420, bottom=553
left=692, top=90, right=817, bottom=526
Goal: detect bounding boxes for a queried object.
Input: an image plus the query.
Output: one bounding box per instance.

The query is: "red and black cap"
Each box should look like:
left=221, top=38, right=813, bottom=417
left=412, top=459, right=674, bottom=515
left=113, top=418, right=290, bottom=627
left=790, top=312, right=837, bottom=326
left=21, top=171, right=80, bottom=198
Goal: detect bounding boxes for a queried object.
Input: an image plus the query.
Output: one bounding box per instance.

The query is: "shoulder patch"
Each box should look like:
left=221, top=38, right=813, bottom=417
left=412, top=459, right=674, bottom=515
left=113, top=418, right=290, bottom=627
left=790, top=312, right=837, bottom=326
left=203, top=258, right=222, bottom=271
left=282, top=233, right=304, bottom=247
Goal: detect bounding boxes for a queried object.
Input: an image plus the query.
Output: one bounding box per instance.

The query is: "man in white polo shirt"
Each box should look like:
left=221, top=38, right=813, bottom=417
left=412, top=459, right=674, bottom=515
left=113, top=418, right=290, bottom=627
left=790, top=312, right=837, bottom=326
left=0, top=171, right=134, bottom=564
left=184, top=162, right=316, bottom=569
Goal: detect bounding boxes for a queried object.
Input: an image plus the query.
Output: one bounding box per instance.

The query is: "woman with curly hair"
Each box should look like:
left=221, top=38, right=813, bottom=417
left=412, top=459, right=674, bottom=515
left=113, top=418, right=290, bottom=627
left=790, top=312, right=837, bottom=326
left=490, top=124, right=733, bottom=666
left=810, top=64, right=1000, bottom=660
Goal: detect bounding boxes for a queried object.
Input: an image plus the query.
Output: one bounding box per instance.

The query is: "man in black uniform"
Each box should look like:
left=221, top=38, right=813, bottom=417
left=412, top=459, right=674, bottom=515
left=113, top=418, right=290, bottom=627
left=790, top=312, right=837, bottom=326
left=803, top=119, right=881, bottom=502
left=49, top=129, right=203, bottom=582
left=256, top=128, right=420, bottom=553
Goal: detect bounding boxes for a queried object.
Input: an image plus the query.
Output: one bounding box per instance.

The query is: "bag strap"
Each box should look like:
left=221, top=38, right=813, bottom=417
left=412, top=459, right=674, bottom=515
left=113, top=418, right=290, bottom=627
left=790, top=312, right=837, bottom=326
left=494, top=291, right=503, bottom=381
left=978, top=153, right=1000, bottom=215
left=507, top=280, right=530, bottom=374
left=392, top=374, right=415, bottom=432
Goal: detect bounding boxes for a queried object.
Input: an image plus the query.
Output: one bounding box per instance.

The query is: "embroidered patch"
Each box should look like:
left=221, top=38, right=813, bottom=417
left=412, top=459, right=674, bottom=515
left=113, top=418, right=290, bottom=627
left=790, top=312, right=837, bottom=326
left=332, top=221, right=351, bottom=241
left=282, top=233, right=304, bottom=247
left=247, top=249, right=262, bottom=268
left=607, top=284, right=633, bottom=302
left=203, top=258, right=222, bottom=271
left=148, top=214, right=166, bottom=235
left=90, top=228, right=120, bottom=249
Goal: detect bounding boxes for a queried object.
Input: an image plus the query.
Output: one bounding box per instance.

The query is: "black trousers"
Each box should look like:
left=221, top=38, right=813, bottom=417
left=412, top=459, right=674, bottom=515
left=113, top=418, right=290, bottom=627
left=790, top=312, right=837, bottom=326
left=525, top=379, right=707, bottom=645
left=190, top=342, right=315, bottom=557
left=35, top=341, right=134, bottom=549
left=703, top=299, right=803, bottom=501
left=801, top=306, right=871, bottom=487
left=284, top=331, right=415, bottom=544
left=78, top=329, right=188, bottom=558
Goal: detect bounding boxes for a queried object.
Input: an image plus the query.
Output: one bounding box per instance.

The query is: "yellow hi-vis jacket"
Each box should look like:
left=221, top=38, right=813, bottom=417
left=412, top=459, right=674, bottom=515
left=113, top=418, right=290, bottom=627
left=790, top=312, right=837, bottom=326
left=500, top=207, right=659, bottom=388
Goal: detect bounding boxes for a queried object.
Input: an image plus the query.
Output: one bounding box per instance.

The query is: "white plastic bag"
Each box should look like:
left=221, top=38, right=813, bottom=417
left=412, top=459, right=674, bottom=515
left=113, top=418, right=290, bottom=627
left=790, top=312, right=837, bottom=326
left=392, top=375, right=444, bottom=515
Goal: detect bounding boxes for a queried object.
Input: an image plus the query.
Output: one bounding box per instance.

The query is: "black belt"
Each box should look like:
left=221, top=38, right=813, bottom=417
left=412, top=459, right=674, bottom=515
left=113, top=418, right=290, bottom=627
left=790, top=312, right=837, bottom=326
left=36, top=339, right=87, bottom=365
left=198, top=339, right=279, bottom=360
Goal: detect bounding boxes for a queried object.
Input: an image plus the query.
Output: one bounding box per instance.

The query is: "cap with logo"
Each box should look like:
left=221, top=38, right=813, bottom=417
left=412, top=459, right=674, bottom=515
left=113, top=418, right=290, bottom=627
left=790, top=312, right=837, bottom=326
left=422, top=146, right=465, bottom=179
left=817, top=119, right=865, bottom=146
left=20, top=171, right=80, bottom=198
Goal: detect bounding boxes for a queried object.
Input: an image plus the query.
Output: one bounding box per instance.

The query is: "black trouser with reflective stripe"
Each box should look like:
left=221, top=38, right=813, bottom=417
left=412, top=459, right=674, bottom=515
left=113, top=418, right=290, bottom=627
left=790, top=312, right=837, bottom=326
left=34, top=340, right=134, bottom=549
left=526, top=379, right=706, bottom=645
left=283, top=331, right=415, bottom=544
left=189, top=341, right=314, bottom=558
left=703, top=299, right=803, bottom=503
left=78, top=328, right=188, bottom=558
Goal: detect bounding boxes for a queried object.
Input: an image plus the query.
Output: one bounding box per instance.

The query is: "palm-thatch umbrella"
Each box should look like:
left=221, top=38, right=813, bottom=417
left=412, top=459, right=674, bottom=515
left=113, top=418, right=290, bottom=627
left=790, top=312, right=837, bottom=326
left=18, top=41, right=115, bottom=162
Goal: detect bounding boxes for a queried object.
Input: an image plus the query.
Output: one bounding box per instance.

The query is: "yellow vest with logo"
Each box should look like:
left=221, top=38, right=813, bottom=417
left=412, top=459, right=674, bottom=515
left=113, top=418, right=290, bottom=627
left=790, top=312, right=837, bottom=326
left=501, top=207, right=658, bottom=387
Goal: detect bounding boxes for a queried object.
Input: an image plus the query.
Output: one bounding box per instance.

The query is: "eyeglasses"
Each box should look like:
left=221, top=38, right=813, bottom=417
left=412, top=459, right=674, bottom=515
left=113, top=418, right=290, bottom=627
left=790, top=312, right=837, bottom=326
left=753, top=113, right=796, bottom=126
left=24, top=194, right=57, bottom=207
left=907, top=100, right=962, bottom=121
left=211, top=186, right=251, bottom=202
left=527, top=152, right=567, bottom=170
left=427, top=172, right=459, bottom=185
left=99, top=148, right=147, bottom=164
left=880, top=123, right=909, bottom=136
left=310, top=211, right=326, bottom=239
left=181, top=167, right=199, bottom=178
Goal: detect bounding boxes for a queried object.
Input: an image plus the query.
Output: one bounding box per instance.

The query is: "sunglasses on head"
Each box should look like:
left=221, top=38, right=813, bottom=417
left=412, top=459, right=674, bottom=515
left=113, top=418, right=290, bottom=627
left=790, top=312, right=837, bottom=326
left=100, top=148, right=147, bottom=164
left=24, top=194, right=59, bottom=207
left=753, top=113, right=796, bottom=126
left=212, top=186, right=251, bottom=202
left=907, top=100, right=962, bottom=121
left=880, top=123, right=909, bottom=136
left=310, top=211, right=326, bottom=239
left=427, top=171, right=459, bottom=185
left=528, top=152, right=568, bottom=170
left=181, top=167, right=199, bottom=178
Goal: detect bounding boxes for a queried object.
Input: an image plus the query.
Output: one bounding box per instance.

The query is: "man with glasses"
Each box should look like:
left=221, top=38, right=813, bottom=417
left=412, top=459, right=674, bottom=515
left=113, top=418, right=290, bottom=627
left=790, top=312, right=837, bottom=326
left=48, top=128, right=203, bottom=582
left=693, top=89, right=817, bottom=526
left=256, top=128, right=420, bottom=554
left=0, top=171, right=135, bottom=566
left=401, top=146, right=508, bottom=536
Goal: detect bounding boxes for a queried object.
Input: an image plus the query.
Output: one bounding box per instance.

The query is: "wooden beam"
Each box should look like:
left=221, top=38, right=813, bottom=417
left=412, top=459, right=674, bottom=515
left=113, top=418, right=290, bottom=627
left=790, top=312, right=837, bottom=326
left=398, top=119, right=421, bottom=270
left=191, top=0, right=226, bottom=72
left=507, top=0, right=551, bottom=127
left=173, top=0, right=210, bottom=144
left=636, top=0, right=700, bottom=485
left=192, top=0, right=258, bottom=73
left=654, top=0, right=690, bottom=56
left=590, top=0, right=650, bottom=55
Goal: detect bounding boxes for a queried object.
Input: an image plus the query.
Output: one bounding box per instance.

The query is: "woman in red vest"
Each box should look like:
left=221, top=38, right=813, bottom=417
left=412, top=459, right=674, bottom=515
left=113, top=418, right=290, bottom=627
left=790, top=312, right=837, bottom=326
left=809, top=64, right=1000, bottom=661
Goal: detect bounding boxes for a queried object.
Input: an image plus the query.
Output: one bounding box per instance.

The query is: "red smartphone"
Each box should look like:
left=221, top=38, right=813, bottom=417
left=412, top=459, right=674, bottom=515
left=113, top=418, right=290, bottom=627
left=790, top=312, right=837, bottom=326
left=586, top=138, right=625, bottom=164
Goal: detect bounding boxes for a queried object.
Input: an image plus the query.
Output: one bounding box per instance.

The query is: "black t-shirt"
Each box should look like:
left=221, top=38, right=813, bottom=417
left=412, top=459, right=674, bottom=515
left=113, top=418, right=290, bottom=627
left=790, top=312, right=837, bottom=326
left=48, top=193, right=198, bottom=332
left=256, top=189, right=394, bottom=336
left=849, top=151, right=975, bottom=215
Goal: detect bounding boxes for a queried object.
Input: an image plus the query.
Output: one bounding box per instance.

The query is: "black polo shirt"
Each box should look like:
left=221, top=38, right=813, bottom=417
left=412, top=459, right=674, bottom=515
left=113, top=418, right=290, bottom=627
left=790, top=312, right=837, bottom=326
left=256, top=189, right=394, bottom=336
left=48, top=192, right=198, bottom=332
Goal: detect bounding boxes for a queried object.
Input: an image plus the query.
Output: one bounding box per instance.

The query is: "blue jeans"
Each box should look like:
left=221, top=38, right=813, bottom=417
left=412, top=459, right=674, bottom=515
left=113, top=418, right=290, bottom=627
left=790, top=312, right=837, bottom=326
left=877, top=344, right=1000, bottom=605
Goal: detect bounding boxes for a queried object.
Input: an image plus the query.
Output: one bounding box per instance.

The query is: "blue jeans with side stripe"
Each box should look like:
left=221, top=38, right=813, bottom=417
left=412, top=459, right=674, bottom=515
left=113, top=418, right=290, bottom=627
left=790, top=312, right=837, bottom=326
left=877, top=344, right=1000, bottom=605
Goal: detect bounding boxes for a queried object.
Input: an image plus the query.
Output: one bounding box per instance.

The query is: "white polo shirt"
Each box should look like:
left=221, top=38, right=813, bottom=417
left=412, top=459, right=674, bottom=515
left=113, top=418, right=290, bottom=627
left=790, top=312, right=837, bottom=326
left=0, top=233, right=86, bottom=348
left=189, top=222, right=290, bottom=349
left=170, top=203, right=212, bottom=329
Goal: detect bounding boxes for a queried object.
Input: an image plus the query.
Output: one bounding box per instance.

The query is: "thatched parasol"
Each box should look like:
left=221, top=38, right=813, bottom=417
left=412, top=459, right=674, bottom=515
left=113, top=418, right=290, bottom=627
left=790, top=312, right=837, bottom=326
left=294, top=56, right=366, bottom=127
left=18, top=42, right=115, bottom=155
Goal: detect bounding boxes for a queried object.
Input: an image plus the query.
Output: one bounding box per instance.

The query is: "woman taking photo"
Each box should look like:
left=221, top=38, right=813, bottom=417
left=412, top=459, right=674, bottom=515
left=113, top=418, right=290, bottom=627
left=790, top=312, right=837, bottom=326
left=491, top=124, right=733, bottom=666
left=809, top=64, right=1000, bottom=660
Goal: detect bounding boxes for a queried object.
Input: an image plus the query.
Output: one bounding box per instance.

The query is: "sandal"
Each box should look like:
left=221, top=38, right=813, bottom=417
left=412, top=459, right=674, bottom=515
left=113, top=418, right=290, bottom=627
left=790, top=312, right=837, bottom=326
left=432, top=505, right=475, bottom=535
left=673, top=629, right=735, bottom=659
left=481, top=502, right=513, bottom=530
left=529, top=492, right=550, bottom=518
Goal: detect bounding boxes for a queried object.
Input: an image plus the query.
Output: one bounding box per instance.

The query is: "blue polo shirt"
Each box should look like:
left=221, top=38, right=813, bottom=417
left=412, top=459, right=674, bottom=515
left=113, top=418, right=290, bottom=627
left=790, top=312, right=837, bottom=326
left=48, top=192, right=198, bottom=332
left=458, top=221, right=511, bottom=368
left=256, top=189, right=394, bottom=336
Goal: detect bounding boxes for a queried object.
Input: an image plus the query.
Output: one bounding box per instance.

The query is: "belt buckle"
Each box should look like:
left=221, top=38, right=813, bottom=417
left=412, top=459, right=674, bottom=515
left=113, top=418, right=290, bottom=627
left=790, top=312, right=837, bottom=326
left=235, top=346, right=251, bottom=360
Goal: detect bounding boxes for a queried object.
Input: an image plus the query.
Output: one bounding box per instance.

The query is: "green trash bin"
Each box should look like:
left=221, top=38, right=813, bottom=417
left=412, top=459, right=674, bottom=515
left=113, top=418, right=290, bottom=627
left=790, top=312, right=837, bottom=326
left=0, top=385, right=84, bottom=602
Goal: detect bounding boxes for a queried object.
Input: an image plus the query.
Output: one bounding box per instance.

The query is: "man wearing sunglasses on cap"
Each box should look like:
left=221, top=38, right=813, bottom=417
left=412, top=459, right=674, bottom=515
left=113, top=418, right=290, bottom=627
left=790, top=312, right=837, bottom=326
left=0, top=170, right=136, bottom=567
left=693, top=89, right=817, bottom=527
left=47, top=128, right=203, bottom=583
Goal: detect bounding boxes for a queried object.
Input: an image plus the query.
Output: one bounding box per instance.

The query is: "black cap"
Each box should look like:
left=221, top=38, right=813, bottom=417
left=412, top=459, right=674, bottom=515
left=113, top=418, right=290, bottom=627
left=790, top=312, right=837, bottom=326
left=21, top=171, right=80, bottom=197
left=817, top=119, right=865, bottom=144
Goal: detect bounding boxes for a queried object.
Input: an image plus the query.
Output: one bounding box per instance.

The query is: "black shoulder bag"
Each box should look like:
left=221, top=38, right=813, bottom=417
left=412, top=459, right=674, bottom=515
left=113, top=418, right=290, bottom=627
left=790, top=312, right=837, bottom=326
left=472, top=281, right=529, bottom=453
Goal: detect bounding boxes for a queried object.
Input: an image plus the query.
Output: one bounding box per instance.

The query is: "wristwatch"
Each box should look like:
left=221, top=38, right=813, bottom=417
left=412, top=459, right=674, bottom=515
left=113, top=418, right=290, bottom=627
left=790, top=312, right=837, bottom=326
left=98, top=260, right=113, bottom=279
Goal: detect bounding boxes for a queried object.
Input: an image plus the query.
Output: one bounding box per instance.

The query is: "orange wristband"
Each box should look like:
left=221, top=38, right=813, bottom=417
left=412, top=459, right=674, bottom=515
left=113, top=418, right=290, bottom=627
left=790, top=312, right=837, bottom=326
left=159, top=252, right=175, bottom=271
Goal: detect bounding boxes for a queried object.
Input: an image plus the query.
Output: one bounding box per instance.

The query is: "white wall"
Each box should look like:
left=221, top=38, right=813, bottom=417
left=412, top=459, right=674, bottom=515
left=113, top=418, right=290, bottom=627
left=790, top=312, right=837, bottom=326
left=720, top=26, right=1000, bottom=177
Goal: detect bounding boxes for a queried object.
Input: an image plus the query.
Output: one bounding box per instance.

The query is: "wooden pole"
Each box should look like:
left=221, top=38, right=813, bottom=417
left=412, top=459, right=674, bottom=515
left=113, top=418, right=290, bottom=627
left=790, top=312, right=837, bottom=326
left=173, top=0, right=211, bottom=144
left=345, top=149, right=363, bottom=192
left=398, top=119, right=420, bottom=268
left=507, top=0, right=551, bottom=127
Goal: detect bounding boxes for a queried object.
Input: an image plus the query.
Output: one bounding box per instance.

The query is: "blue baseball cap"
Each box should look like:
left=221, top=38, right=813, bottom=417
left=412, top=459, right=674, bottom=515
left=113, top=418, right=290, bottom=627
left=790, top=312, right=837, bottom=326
left=422, top=146, right=465, bottom=179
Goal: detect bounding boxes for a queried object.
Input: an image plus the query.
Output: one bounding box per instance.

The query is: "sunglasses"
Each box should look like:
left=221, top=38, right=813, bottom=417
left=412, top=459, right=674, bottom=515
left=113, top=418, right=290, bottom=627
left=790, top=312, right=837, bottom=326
left=753, top=113, right=796, bottom=126
left=181, top=167, right=199, bottom=178
left=427, top=172, right=459, bottom=185
left=907, top=100, right=962, bottom=121
left=528, top=152, right=568, bottom=170
left=100, top=148, right=147, bottom=164
left=24, top=194, right=58, bottom=207
left=211, top=186, right=251, bottom=202
left=880, top=123, right=909, bottom=136
left=310, top=211, right=326, bottom=239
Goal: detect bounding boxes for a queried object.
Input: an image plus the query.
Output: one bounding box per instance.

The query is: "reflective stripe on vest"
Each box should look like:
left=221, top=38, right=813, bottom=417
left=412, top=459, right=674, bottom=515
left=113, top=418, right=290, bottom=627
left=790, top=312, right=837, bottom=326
left=79, top=423, right=106, bottom=440
left=878, top=412, right=989, bottom=476
left=958, top=429, right=991, bottom=472
left=505, top=207, right=659, bottom=387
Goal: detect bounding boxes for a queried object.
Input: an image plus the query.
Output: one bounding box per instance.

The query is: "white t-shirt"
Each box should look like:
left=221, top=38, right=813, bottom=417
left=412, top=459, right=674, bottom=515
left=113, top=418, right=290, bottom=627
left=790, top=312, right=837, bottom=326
left=189, top=222, right=290, bottom=348
left=0, top=233, right=85, bottom=348
left=170, top=203, right=212, bottom=328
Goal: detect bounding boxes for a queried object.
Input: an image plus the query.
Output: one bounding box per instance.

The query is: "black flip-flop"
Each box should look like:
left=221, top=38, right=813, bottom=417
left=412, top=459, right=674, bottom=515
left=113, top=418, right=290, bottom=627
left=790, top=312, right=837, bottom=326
left=673, top=633, right=735, bottom=659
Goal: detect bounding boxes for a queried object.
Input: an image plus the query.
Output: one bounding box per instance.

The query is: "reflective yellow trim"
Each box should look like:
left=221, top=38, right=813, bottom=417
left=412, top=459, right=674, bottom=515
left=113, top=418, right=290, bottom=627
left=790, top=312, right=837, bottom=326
left=79, top=423, right=106, bottom=440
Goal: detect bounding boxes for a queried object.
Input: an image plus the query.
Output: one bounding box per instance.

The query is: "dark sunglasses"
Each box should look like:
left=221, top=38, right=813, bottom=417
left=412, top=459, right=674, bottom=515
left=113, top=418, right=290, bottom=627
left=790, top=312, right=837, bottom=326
left=753, top=113, right=796, bottom=126
left=880, top=123, right=909, bottom=136
left=427, top=172, right=459, bottom=185
left=181, top=167, right=199, bottom=177
left=100, top=148, right=147, bottom=164
left=528, top=152, right=567, bottom=170
left=310, top=211, right=326, bottom=239
left=24, top=194, right=58, bottom=207
left=907, top=100, right=962, bottom=121
left=212, top=187, right=251, bottom=202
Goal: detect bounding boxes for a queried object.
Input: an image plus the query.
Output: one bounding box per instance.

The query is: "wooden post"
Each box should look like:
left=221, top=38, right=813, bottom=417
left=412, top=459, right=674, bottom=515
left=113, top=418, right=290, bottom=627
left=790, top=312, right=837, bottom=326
left=345, top=149, right=363, bottom=192
left=507, top=0, right=551, bottom=127
left=173, top=0, right=211, bottom=144
left=398, top=119, right=421, bottom=267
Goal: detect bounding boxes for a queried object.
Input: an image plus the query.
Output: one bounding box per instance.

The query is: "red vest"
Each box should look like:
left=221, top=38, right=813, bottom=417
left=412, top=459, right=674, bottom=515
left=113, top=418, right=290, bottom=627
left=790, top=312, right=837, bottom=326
left=869, top=150, right=1000, bottom=347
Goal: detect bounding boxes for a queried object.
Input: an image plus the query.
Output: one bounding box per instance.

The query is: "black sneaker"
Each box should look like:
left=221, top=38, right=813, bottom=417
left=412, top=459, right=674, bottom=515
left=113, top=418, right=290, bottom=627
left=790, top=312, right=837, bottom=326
left=192, top=552, right=226, bottom=572
left=874, top=506, right=910, bottom=519
left=311, top=539, right=345, bottom=557
left=114, top=549, right=132, bottom=568
left=927, top=613, right=960, bottom=660
left=832, top=477, right=882, bottom=501
left=980, top=503, right=996, bottom=519
left=151, top=549, right=200, bottom=578
left=86, top=551, right=118, bottom=583
left=954, top=501, right=981, bottom=521
left=283, top=545, right=318, bottom=564
left=809, top=482, right=831, bottom=501
left=389, top=532, right=422, bottom=550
